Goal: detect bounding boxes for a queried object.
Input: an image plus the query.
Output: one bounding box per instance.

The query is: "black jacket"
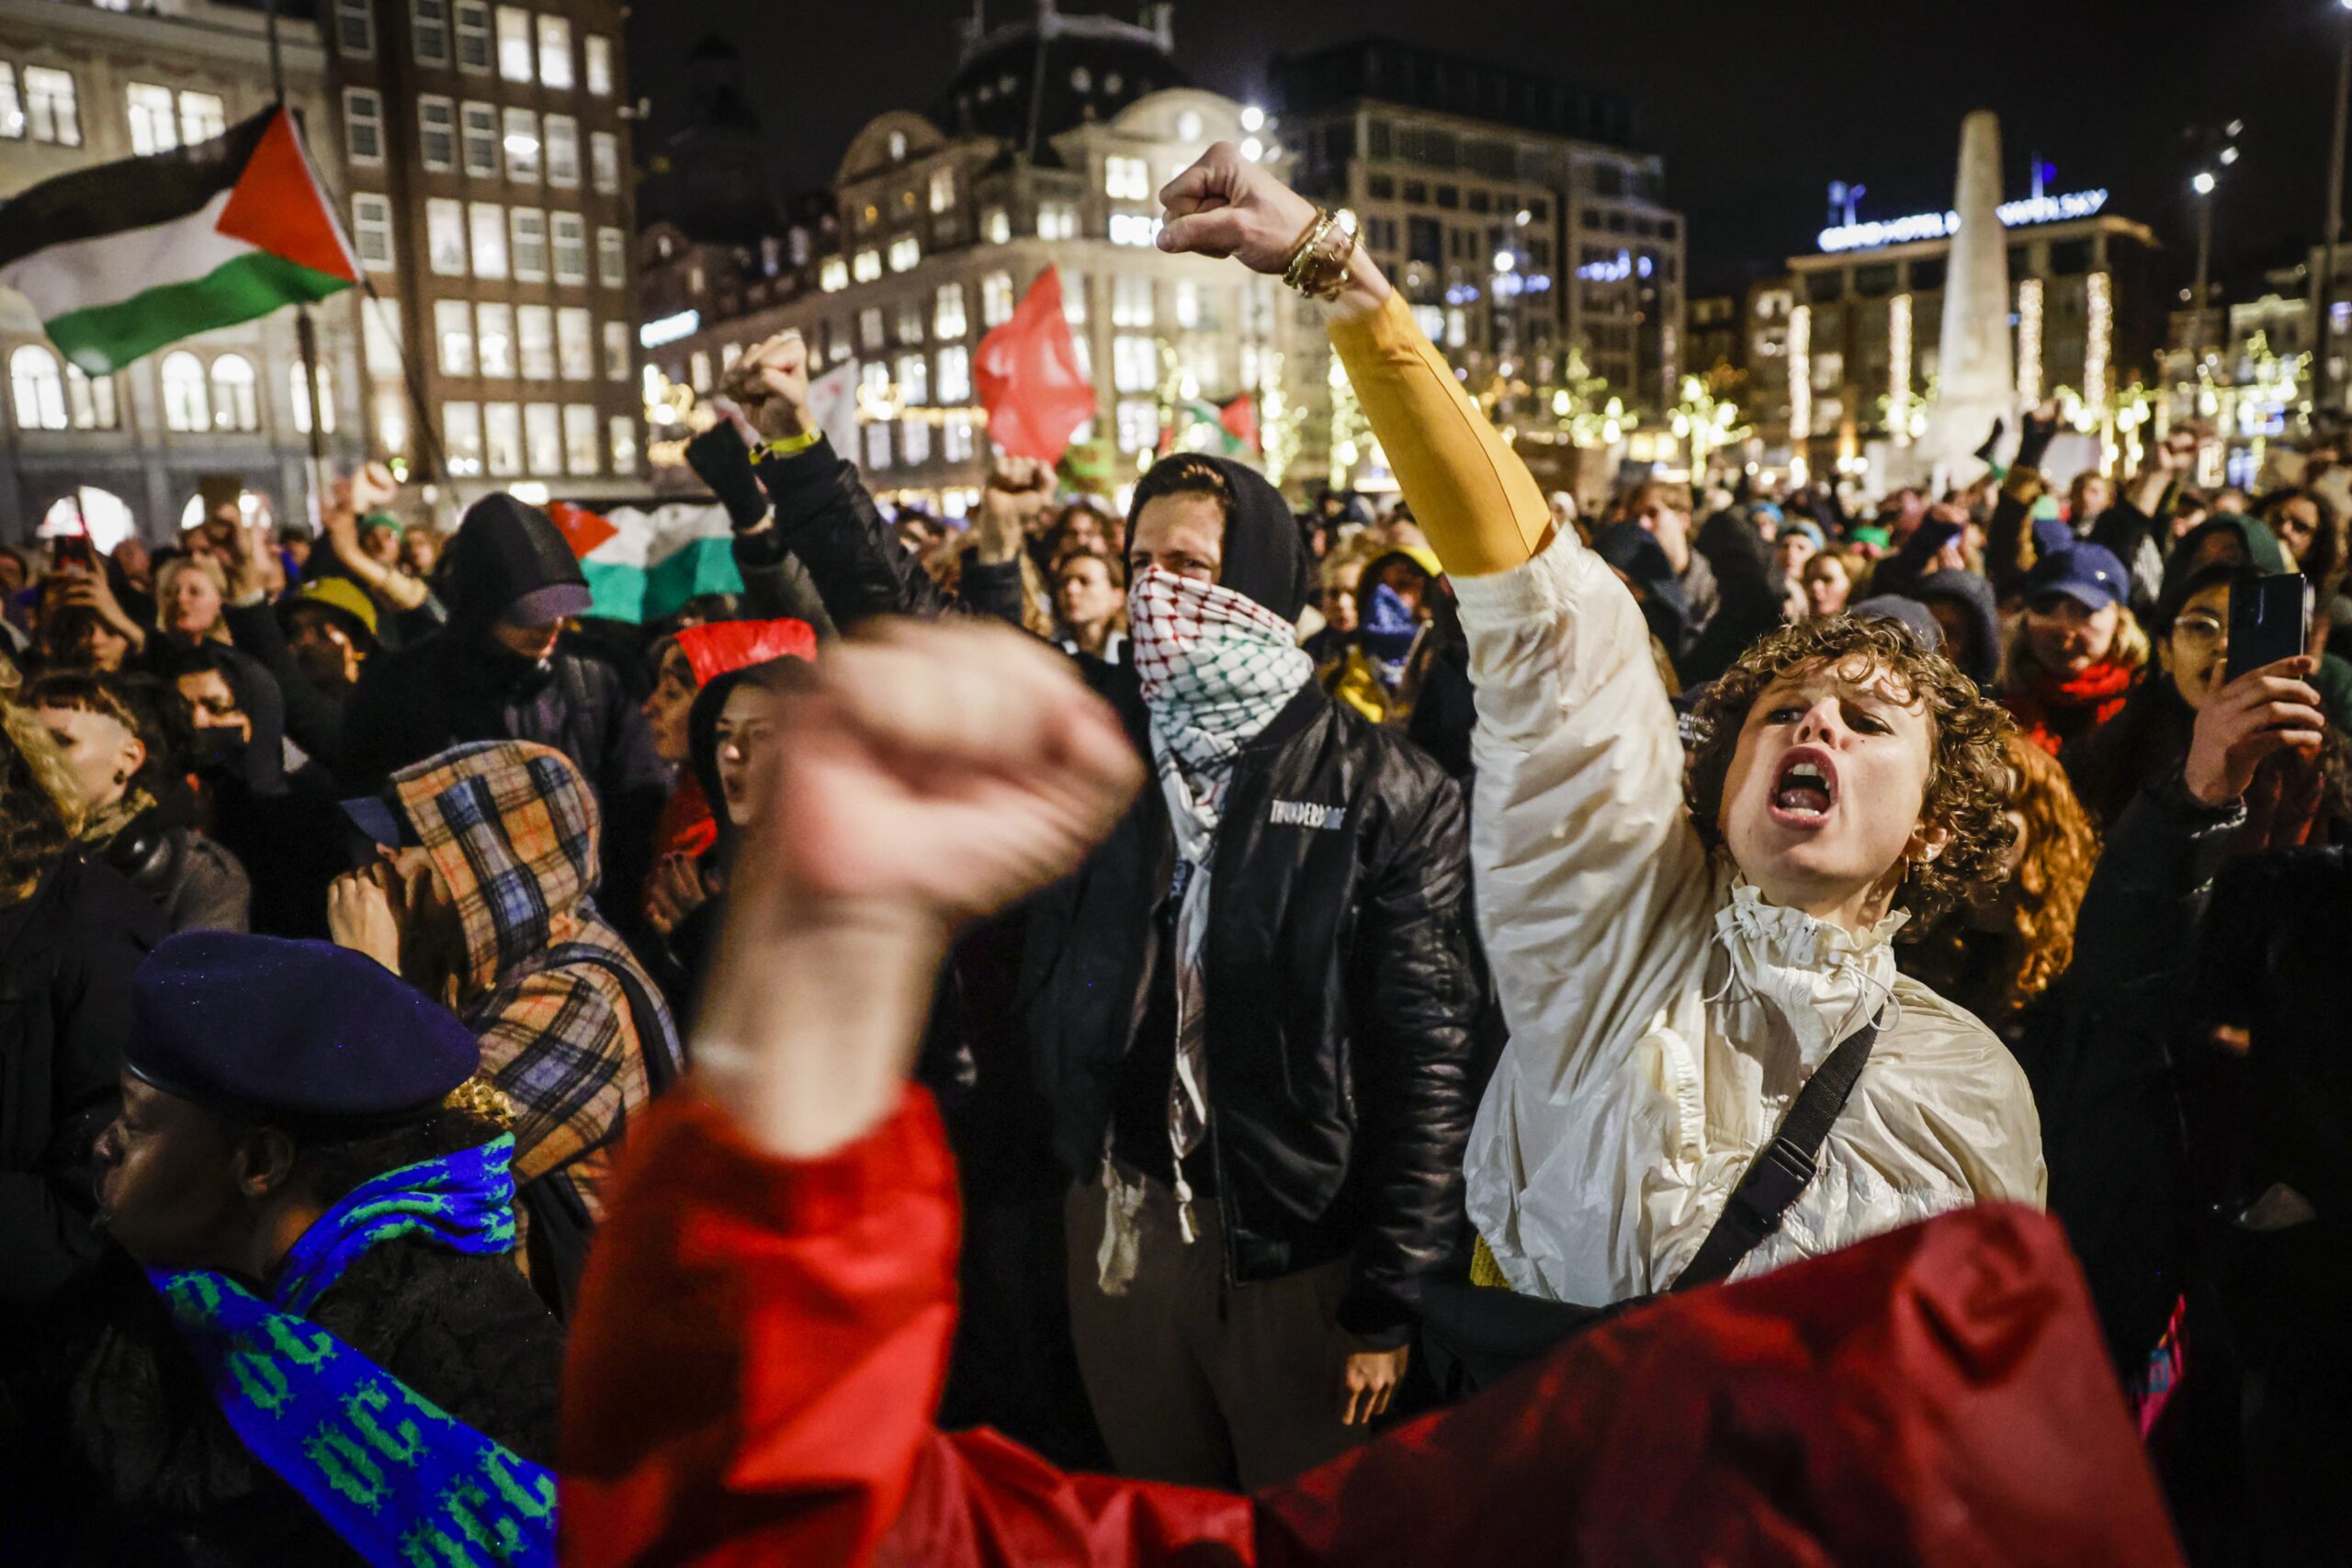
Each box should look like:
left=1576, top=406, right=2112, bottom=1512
left=93, top=799, right=250, bottom=934
left=758, top=437, right=1487, bottom=1347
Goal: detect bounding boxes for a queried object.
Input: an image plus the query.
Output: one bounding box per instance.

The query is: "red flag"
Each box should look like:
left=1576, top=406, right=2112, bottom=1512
left=546, top=501, right=618, bottom=559
left=1218, top=393, right=1259, bottom=452
left=973, top=266, right=1098, bottom=466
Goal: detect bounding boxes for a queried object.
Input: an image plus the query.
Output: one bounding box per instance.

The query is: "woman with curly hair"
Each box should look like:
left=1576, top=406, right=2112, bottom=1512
left=1160, top=142, right=2047, bottom=1304
left=1902, top=733, right=2098, bottom=1043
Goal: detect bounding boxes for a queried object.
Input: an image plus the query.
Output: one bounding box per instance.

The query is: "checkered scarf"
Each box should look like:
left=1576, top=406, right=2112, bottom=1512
left=1128, top=566, right=1314, bottom=820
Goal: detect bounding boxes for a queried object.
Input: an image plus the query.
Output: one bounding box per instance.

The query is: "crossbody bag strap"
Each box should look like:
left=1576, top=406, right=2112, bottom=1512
left=1669, top=1013, right=1883, bottom=1292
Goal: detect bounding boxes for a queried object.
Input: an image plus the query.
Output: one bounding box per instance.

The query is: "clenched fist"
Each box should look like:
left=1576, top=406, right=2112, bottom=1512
left=721, top=330, right=813, bottom=443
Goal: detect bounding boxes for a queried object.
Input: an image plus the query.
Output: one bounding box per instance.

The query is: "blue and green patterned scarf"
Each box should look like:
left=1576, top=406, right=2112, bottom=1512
left=148, top=1134, right=557, bottom=1568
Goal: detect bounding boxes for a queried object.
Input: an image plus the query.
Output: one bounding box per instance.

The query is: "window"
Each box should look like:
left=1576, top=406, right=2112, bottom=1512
left=934, top=284, right=967, bottom=339
left=411, top=0, right=451, bottom=62
left=536, top=16, right=572, bottom=88
left=544, top=115, right=579, bottom=186
left=894, top=417, right=929, bottom=465
left=944, top=417, right=975, bottom=463
left=0, top=67, right=20, bottom=141
left=517, top=305, right=555, bottom=378
left=1113, top=335, right=1156, bottom=393
left=455, top=0, right=492, bottom=72
left=982, top=271, right=1014, bottom=326
left=475, top=303, right=514, bottom=376
left=550, top=213, right=585, bottom=283
left=1107, top=213, right=1159, bottom=247
left=66, top=365, right=117, bottom=430
left=926, top=166, right=956, bottom=215
left=936, top=344, right=970, bottom=403
left=863, top=423, right=890, bottom=470
left=687, top=351, right=709, bottom=391
left=584, top=35, right=614, bottom=96
left=23, top=66, right=78, bottom=145
left=853, top=249, right=881, bottom=283
left=418, top=96, right=457, bottom=171
left=561, top=403, right=598, bottom=475
left=1112, top=276, right=1153, bottom=328
left=1104, top=155, right=1149, bottom=200
left=344, top=87, right=383, bottom=164
left=461, top=101, right=499, bottom=175
left=469, top=201, right=507, bottom=276
left=888, top=235, right=920, bottom=273
left=9, top=345, right=65, bottom=432
left=596, top=226, right=625, bottom=288
left=127, top=83, right=177, bottom=155
left=484, top=402, right=523, bottom=475
left=290, top=362, right=335, bottom=434
left=858, top=308, right=884, bottom=351
left=1116, top=399, right=1155, bottom=453
left=510, top=208, right=547, bottom=280
left=421, top=198, right=465, bottom=274
left=981, top=206, right=1010, bottom=244
left=1062, top=272, right=1087, bottom=324
left=896, top=353, right=928, bottom=405
left=503, top=107, right=539, bottom=182
left=178, top=91, right=223, bottom=145
left=1036, top=202, right=1077, bottom=241
left=209, top=355, right=257, bottom=432
left=590, top=130, right=618, bottom=194
left=161, top=352, right=209, bottom=431
left=557, top=307, right=594, bottom=379
left=435, top=299, right=476, bottom=374
left=820, top=258, right=848, bottom=293
left=496, top=7, right=533, bottom=81
left=525, top=402, right=560, bottom=473
left=346, top=194, right=394, bottom=272
left=444, top=401, right=483, bottom=474
left=334, top=0, right=374, bottom=56
left=608, top=414, right=636, bottom=473
left=603, top=320, right=628, bottom=380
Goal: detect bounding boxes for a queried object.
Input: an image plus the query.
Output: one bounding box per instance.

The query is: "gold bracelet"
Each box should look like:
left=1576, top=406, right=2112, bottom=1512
left=1296, top=220, right=1360, bottom=302
left=1282, top=209, right=1334, bottom=291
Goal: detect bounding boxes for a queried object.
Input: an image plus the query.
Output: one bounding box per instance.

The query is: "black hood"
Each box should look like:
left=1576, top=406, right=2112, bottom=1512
left=1908, top=570, right=2003, bottom=687
left=1594, top=522, right=1690, bottom=654
left=437, top=493, right=593, bottom=633
left=1129, top=454, right=1314, bottom=623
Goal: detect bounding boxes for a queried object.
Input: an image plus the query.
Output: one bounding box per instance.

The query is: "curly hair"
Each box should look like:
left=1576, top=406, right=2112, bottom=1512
left=1682, top=616, right=2018, bottom=927
left=0, top=696, right=83, bottom=906
left=1997, top=733, right=2098, bottom=1008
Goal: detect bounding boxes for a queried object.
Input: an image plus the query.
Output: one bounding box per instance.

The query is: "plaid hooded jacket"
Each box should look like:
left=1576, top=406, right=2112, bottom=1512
left=393, top=741, right=682, bottom=1239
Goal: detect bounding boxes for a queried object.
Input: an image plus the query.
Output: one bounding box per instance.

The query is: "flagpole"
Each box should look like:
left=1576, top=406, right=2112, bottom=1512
left=265, top=0, right=332, bottom=528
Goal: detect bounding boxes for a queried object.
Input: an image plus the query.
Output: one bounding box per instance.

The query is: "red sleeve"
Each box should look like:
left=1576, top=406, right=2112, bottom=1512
left=558, top=1087, right=1257, bottom=1568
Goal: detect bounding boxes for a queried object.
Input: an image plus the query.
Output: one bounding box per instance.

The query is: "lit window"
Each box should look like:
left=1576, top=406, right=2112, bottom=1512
left=896, top=353, right=928, bottom=405
left=344, top=87, right=383, bottom=164
left=209, top=355, right=258, bottom=432
left=853, top=249, right=882, bottom=283
left=888, top=130, right=907, bottom=161
left=444, top=401, right=482, bottom=473
left=525, top=401, right=560, bottom=473
left=0, top=67, right=21, bottom=141
left=551, top=212, right=585, bottom=283
left=455, top=1, right=491, bottom=72
left=1036, top=202, right=1077, bottom=241
left=1116, top=399, right=1156, bottom=453
left=424, top=198, right=467, bottom=274
left=944, top=417, right=975, bottom=462
left=334, top=0, right=374, bottom=57
left=590, top=130, right=618, bottom=194
left=176, top=90, right=224, bottom=146
left=1107, top=213, right=1161, bottom=247
left=888, top=235, right=920, bottom=273
left=563, top=403, right=598, bottom=475
left=413, top=0, right=450, bottom=62
left=517, top=304, right=555, bottom=378
left=982, top=272, right=1014, bottom=326
left=603, top=321, right=629, bottom=380
left=929, top=166, right=956, bottom=214
left=933, top=283, right=967, bottom=339
left=485, top=402, right=523, bottom=474
left=859, top=309, right=884, bottom=351
left=8, top=345, right=66, bottom=432
left=127, top=83, right=177, bottom=155
left=460, top=101, right=498, bottom=175
left=596, top=226, right=626, bottom=288
left=348, top=192, right=397, bottom=271
left=1104, top=155, right=1149, bottom=201
left=161, top=352, right=209, bottom=431
left=418, top=96, right=457, bottom=171
left=981, top=207, right=1010, bottom=244
left=536, top=15, right=572, bottom=89
left=475, top=303, right=514, bottom=376
left=66, top=365, right=117, bottom=430
left=1112, top=276, right=1153, bottom=328
left=1114, top=336, right=1158, bottom=393
left=510, top=208, right=548, bottom=281
left=1175, top=281, right=1201, bottom=330
left=608, top=414, right=636, bottom=473
left=557, top=307, right=594, bottom=379
left=503, top=107, right=539, bottom=181
left=435, top=299, right=476, bottom=375
left=820, top=258, right=849, bottom=292
left=469, top=201, right=508, bottom=276
left=897, top=301, right=923, bottom=344
left=1446, top=308, right=1466, bottom=348
left=902, top=418, right=931, bottom=465
left=544, top=114, right=579, bottom=187
left=584, top=35, right=614, bottom=96
left=494, top=6, right=532, bottom=82
left=23, top=66, right=79, bottom=146
left=936, top=345, right=971, bottom=403
left=1176, top=110, right=1201, bottom=141
left=1063, top=272, right=1087, bottom=324
left=289, top=362, right=335, bottom=434
left=1070, top=65, right=1092, bottom=94
left=864, top=423, right=891, bottom=470
left=689, top=350, right=710, bottom=392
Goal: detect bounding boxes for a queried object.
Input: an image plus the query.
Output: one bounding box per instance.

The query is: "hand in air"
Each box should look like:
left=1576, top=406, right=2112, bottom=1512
left=723, top=332, right=812, bottom=443
left=2184, top=655, right=2326, bottom=807
left=1155, top=142, right=1322, bottom=274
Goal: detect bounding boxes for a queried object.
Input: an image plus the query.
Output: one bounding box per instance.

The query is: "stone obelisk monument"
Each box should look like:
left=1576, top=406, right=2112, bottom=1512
left=1919, top=110, right=2015, bottom=487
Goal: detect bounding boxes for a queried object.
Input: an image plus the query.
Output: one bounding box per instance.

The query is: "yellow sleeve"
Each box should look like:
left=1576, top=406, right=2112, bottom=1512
left=1327, top=290, right=1552, bottom=578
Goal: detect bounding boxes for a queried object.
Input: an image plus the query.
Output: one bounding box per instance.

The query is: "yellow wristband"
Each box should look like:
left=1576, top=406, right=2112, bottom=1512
left=759, top=428, right=822, bottom=460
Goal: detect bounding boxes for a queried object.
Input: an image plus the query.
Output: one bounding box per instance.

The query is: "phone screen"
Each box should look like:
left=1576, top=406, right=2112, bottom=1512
left=2225, top=573, right=2313, bottom=682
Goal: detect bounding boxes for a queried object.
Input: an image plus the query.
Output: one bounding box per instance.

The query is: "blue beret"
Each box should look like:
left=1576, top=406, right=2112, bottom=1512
left=126, top=932, right=481, bottom=1127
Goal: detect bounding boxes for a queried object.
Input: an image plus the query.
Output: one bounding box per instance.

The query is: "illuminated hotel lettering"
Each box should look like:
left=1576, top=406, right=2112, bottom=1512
left=1815, top=189, right=2109, bottom=254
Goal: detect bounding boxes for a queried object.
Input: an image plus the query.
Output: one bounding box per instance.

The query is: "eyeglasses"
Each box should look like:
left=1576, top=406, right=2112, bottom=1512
left=2171, top=612, right=2226, bottom=648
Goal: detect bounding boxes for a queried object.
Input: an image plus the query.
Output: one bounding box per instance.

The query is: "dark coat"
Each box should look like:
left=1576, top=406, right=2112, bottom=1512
left=94, top=802, right=250, bottom=934
left=7, top=1232, right=561, bottom=1567
left=0, top=853, right=165, bottom=1310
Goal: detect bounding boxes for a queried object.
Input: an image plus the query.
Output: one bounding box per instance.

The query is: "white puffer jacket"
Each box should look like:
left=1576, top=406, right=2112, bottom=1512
left=1453, top=529, right=2047, bottom=1306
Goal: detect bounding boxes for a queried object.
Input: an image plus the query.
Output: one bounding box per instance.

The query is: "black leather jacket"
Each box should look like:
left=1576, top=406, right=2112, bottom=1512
left=756, top=439, right=1487, bottom=1346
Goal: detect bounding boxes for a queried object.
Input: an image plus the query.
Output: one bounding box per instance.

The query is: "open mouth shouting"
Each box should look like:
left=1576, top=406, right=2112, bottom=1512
left=1769, top=745, right=1838, bottom=828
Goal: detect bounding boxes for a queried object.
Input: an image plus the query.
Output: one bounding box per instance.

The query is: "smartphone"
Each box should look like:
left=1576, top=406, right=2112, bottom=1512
left=2226, top=572, right=2313, bottom=682
left=52, top=535, right=93, bottom=571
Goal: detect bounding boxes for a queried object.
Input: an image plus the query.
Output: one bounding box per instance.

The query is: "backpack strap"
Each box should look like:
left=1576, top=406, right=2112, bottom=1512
left=546, top=942, right=685, bottom=1099
left=1670, top=1013, right=1883, bottom=1292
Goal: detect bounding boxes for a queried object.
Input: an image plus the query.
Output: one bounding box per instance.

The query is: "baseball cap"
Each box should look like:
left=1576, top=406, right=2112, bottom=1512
left=2024, top=543, right=2129, bottom=613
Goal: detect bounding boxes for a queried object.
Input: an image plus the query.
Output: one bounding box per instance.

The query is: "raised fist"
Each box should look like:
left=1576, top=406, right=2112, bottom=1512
left=723, top=331, right=812, bottom=443
left=1156, top=142, right=1321, bottom=275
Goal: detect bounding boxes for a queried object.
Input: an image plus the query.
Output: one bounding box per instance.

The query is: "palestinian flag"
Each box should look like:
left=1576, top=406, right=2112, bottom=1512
left=0, top=106, right=356, bottom=375
left=548, top=502, right=744, bottom=625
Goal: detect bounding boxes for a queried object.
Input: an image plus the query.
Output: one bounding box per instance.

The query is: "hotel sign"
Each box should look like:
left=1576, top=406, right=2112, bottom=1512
left=1816, top=189, right=2109, bottom=254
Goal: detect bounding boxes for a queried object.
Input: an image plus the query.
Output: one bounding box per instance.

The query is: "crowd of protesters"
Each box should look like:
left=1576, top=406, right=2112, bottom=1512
left=0, top=141, right=2342, bottom=1568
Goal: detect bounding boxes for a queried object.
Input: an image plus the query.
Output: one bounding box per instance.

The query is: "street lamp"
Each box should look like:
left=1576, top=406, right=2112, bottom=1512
left=2192, top=170, right=2217, bottom=365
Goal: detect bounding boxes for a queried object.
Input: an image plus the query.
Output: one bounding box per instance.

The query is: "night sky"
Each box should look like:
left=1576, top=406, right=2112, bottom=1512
left=627, top=0, right=2343, bottom=298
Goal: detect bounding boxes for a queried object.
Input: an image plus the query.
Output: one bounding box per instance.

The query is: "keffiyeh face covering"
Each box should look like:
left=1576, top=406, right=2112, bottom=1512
left=1127, top=565, right=1316, bottom=810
